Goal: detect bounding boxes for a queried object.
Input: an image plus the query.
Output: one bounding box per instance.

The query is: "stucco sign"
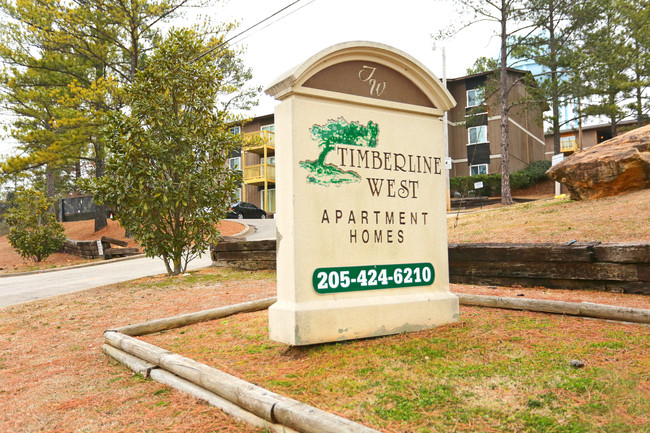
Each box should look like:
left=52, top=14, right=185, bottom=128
left=266, top=42, right=459, bottom=346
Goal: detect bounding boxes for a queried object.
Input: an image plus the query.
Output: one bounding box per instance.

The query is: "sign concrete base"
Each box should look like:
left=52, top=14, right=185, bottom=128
left=269, top=292, right=459, bottom=346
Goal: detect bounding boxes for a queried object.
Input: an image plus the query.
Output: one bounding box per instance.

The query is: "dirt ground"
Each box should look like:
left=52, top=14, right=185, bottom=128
left=0, top=219, right=244, bottom=274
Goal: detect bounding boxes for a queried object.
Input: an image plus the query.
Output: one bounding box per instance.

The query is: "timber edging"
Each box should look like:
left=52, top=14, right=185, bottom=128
left=210, top=239, right=276, bottom=270
left=448, top=242, right=649, bottom=294
left=102, top=297, right=649, bottom=432
left=210, top=240, right=649, bottom=294
left=63, top=237, right=140, bottom=260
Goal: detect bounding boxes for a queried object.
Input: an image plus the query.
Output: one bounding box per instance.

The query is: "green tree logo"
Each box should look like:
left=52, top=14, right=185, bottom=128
left=300, top=117, right=379, bottom=186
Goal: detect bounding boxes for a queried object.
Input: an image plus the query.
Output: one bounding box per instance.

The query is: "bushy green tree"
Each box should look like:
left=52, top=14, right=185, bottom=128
left=6, top=188, right=66, bottom=263
left=85, top=29, right=245, bottom=275
left=0, top=0, right=225, bottom=231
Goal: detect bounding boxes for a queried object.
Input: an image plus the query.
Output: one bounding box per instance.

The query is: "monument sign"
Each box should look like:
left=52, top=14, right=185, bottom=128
left=266, top=42, right=459, bottom=345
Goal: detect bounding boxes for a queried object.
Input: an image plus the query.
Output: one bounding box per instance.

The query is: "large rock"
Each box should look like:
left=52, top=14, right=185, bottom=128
left=547, top=124, right=650, bottom=200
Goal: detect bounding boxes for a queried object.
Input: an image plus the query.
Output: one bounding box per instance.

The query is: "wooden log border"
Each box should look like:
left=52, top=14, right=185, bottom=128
left=457, top=294, right=650, bottom=324
left=103, top=296, right=649, bottom=432
left=104, top=297, right=380, bottom=433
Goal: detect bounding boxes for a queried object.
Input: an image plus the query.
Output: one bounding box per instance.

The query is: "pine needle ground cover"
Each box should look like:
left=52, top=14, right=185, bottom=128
left=448, top=189, right=650, bottom=244
left=2, top=190, right=649, bottom=432
left=142, top=302, right=649, bottom=433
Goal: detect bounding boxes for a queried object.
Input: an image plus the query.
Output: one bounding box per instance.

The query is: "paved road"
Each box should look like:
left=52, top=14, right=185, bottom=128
left=239, top=218, right=276, bottom=240
left=0, top=219, right=277, bottom=308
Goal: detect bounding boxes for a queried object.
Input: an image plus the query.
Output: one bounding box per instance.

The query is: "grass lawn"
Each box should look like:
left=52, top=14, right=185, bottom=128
left=142, top=302, right=649, bottom=433
left=2, top=190, right=649, bottom=432
left=448, top=189, right=650, bottom=244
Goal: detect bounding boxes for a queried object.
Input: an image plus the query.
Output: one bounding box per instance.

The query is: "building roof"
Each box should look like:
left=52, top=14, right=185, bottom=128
left=446, top=67, right=532, bottom=83
left=545, top=119, right=649, bottom=137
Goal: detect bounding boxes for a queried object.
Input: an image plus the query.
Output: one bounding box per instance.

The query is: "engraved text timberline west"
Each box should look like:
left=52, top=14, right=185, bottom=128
left=336, top=145, right=442, bottom=199
left=336, top=146, right=443, bottom=175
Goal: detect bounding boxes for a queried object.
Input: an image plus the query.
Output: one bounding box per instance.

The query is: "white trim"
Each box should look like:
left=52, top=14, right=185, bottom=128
left=466, top=88, right=484, bottom=108
left=508, top=117, right=546, bottom=146
left=290, top=87, right=445, bottom=116
left=467, top=124, right=487, bottom=145
left=451, top=154, right=501, bottom=164
left=464, top=113, right=545, bottom=146
left=228, top=156, right=241, bottom=171
left=464, top=111, right=488, bottom=117
left=469, top=163, right=488, bottom=176
left=265, top=41, right=456, bottom=111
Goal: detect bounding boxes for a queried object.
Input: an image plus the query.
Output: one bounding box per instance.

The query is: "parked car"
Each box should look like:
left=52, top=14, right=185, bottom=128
left=226, top=202, right=267, bottom=219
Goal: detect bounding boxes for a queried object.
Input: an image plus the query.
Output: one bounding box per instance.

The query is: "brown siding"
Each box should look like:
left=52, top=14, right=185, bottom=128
left=447, top=70, right=546, bottom=177
left=241, top=114, right=274, bottom=134
left=544, top=129, right=600, bottom=158
left=244, top=185, right=261, bottom=207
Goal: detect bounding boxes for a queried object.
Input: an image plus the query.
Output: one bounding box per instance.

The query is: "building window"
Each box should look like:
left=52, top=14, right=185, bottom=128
left=466, top=88, right=484, bottom=107
left=468, top=125, right=487, bottom=144
left=228, top=157, right=241, bottom=171
left=470, top=164, right=488, bottom=176
left=261, top=124, right=275, bottom=132
left=230, top=126, right=241, bottom=135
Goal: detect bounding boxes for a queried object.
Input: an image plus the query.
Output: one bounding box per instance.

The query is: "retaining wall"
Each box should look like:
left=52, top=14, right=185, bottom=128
left=449, top=242, right=649, bottom=294
left=64, top=237, right=139, bottom=259
left=211, top=239, right=276, bottom=271
left=211, top=240, right=649, bottom=294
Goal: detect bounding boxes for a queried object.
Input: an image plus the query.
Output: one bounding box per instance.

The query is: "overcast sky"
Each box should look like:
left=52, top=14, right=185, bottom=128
left=215, top=0, right=498, bottom=116
left=0, top=0, right=500, bottom=157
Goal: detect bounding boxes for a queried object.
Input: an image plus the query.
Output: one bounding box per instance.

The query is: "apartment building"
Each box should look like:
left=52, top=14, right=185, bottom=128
left=232, top=69, right=547, bottom=211
left=544, top=119, right=649, bottom=158
left=228, top=114, right=276, bottom=213
left=445, top=69, right=546, bottom=177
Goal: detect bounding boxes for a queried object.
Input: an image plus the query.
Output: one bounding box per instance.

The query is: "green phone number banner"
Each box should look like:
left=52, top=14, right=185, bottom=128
left=313, top=263, right=435, bottom=294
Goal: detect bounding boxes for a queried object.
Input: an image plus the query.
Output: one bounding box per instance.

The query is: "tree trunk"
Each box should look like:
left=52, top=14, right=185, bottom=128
left=75, top=160, right=81, bottom=191
left=173, top=256, right=182, bottom=275
left=45, top=165, right=55, bottom=214
left=93, top=141, right=108, bottom=232
left=499, top=0, right=513, bottom=206
left=163, top=258, right=172, bottom=275
left=635, top=70, right=643, bottom=127
left=548, top=1, right=561, bottom=155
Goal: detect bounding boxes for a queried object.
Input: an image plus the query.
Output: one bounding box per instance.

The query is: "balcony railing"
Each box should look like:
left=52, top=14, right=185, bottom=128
left=243, top=164, right=275, bottom=183
left=560, top=140, right=578, bottom=153
left=243, top=130, right=275, bottom=153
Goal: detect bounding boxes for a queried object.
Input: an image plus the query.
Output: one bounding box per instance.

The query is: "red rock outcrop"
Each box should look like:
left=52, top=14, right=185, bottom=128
left=547, top=124, right=650, bottom=200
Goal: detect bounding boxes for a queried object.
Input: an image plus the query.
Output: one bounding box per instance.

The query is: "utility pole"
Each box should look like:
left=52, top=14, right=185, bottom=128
left=433, top=43, right=451, bottom=212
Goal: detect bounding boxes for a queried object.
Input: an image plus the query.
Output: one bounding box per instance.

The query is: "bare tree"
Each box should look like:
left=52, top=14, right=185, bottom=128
left=437, top=0, right=539, bottom=205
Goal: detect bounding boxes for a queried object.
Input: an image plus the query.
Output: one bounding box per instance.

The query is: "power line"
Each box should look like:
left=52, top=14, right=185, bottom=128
left=190, top=0, right=315, bottom=64
left=231, top=0, right=317, bottom=47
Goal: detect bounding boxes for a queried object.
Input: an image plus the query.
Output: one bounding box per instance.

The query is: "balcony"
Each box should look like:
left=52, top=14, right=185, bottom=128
left=560, top=140, right=578, bottom=154
left=243, top=130, right=275, bottom=154
left=243, top=163, right=275, bottom=186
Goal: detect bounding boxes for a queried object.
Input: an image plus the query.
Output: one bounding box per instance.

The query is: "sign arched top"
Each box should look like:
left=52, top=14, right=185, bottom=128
left=265, top=41, right=456, bottom=114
